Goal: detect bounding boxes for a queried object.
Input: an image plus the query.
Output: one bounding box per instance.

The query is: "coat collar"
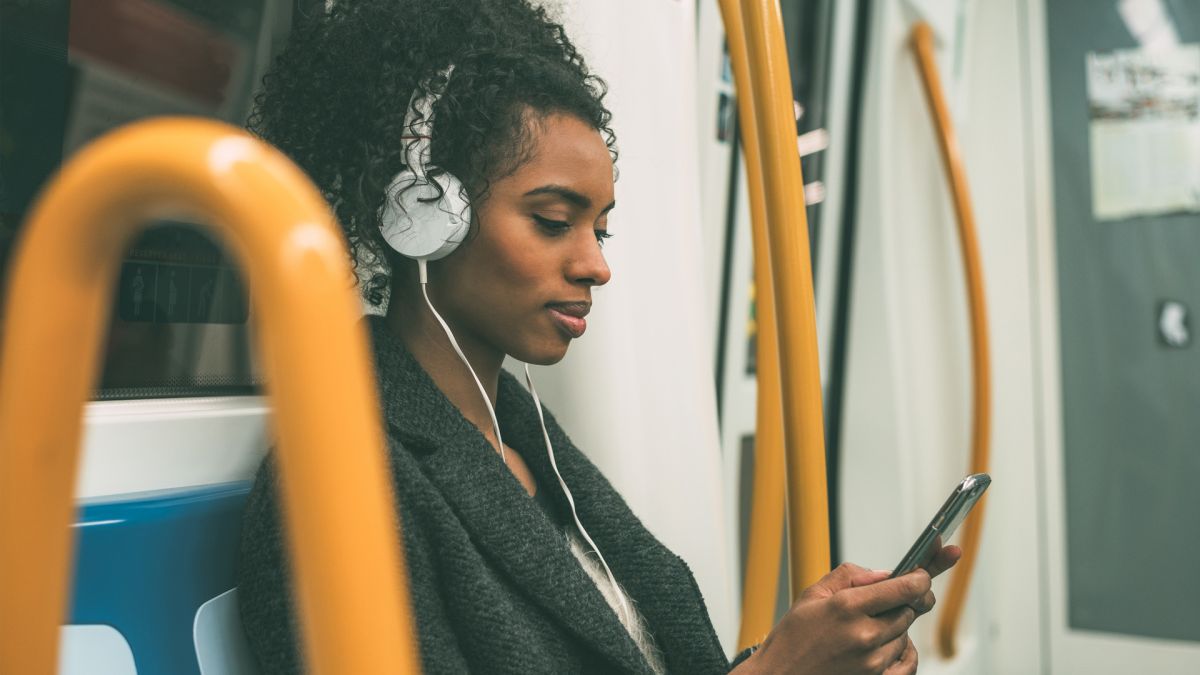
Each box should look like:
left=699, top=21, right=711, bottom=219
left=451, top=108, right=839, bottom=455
left=366, top=316, right=727, bottom=675
left=366, top=317, right=651, bottom=673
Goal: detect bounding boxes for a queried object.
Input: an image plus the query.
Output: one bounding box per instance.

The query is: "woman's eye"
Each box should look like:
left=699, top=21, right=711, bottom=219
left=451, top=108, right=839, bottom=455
left=532, top=214, right=570, bottom=233
left=594, top=230, right=613, bottom=248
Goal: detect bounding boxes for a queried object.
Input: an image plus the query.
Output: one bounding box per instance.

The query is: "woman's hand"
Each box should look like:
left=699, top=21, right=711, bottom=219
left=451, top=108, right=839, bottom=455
left=734, top=546, right=961, bottom=675
left=743, top=563, right=928, bottom=674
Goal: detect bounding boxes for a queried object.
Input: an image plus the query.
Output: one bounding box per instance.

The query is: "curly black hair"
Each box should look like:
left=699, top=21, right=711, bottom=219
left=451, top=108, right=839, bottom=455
left=248, top=0, right=617, bottom=307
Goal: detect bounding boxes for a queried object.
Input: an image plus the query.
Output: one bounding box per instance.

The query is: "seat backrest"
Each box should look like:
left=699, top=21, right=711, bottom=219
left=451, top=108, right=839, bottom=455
left=194, top=588, right=259, bottom=675
left=59, top=624, right=136, bottom=675
left=66, top=482, right=255, bottom=675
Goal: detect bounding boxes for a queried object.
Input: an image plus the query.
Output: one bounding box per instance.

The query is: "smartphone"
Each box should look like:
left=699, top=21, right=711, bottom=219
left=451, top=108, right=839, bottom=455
left=890, top=473, right=991, bottom=577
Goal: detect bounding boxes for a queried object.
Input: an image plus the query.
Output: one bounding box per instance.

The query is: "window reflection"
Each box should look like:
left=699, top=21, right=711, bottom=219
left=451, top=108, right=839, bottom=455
left=0, top=0, right=294, bottom=399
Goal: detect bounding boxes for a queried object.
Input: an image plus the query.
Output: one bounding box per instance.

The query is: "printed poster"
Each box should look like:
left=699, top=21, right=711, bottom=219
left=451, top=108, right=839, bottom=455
left=1086, top=44, right=1200, bottom=220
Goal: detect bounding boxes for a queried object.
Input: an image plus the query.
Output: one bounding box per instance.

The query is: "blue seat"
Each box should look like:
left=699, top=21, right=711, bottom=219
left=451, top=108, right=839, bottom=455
left=66, top=482, right=256, bottom=675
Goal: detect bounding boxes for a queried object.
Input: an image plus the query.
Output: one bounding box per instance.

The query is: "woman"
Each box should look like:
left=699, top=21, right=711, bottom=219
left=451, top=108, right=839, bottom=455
left=237, top=1, right=960, bottom=673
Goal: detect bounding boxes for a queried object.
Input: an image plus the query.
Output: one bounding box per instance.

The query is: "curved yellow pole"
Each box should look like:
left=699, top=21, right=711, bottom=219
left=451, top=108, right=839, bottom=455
left=0, top=118, right=420, bottom=674
left=738, top=0, right=831, bottom=595
left=716, top=0, right=789, bottom=651
left=909, top=23, right=993, bottom=659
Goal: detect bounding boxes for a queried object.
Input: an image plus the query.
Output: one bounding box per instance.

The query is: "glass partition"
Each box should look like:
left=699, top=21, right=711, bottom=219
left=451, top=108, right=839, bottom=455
left=1, top=0, right=303, bottom=399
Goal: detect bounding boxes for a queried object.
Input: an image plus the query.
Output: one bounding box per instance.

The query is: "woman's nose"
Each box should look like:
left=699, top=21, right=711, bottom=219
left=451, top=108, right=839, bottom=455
left=567, top=231, right=611, bottom=287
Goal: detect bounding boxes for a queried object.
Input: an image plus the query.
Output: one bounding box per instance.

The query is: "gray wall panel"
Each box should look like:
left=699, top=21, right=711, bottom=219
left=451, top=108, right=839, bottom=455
left=1046, top=0, right=1200, bottom=643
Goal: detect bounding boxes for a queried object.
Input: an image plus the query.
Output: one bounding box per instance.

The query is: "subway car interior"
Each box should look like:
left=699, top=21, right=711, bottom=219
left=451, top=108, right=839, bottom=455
left=0, top=0, right=1197, bottom=673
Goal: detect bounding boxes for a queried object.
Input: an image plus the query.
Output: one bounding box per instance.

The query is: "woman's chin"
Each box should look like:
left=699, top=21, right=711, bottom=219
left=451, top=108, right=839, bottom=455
left=511, top=338, right=571, bottom=367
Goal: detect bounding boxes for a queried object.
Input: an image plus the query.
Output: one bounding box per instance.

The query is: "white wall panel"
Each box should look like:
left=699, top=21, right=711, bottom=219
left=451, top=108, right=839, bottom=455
left=524, top=0, right=737, bottom=653
left=77, top=397, right=269, bottom=500
left=839, top=0, right=1044, bottom=673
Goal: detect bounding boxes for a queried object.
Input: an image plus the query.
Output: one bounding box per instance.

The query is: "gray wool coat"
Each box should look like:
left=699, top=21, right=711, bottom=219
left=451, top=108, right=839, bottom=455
left=238, top=317, right=752, bottom=674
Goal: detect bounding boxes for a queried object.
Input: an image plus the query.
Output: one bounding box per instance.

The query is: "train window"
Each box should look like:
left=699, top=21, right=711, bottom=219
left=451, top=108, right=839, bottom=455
left=0, top=0, right=310, bottom=399
left=98, top=224, right=256, bottom=399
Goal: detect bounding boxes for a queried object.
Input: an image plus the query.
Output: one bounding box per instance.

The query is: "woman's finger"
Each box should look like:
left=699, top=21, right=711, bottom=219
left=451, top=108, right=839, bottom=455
left=882, top=635, right=918, bottom=675
left=849, top=570, right=931, bottom=616
left=926, top=545, right=962, bottom=579
left=807, top=562, right=881, bottom=598
left=871, top=631, right=910, bottom=674
left=870, top=604, right=918, bottom=647
left=913, top=589, right=936, bottom=615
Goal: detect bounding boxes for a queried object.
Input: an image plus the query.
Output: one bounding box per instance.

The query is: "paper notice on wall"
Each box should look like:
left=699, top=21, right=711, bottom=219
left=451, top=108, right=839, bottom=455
left=1086, top=45, right=1200, bottom=220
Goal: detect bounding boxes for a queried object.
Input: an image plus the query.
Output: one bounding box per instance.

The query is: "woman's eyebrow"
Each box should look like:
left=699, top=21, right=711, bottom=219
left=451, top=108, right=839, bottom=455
left=524, top=185, right=616, bottom=213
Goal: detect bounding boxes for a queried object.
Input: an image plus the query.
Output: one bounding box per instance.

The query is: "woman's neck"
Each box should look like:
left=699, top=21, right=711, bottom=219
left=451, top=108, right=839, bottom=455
left=385, top=282, right=506, bottom=451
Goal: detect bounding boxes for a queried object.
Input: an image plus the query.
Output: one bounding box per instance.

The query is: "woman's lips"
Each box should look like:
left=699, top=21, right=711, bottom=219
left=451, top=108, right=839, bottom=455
left=546, top=303, right=589, bottom=338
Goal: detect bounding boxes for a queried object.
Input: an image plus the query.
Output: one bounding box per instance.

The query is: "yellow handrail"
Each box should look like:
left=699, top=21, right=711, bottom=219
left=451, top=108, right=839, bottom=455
left=736, top=0, right=832, bottom=595
left=0, top=118, right=420, bottom=674
left=716, top=0, right=789, bottom=652
left=909, top=23, right=993, bottom=659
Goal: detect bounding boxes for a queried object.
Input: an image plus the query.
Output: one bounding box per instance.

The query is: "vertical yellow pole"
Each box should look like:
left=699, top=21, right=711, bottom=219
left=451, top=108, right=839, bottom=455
left=716, top=0, right=789, bottom=651
left=910, top=23, right=992, bottom=659
left=738, top=0, right=832, bottom=594
left=0, top=118, right=420, bottom=674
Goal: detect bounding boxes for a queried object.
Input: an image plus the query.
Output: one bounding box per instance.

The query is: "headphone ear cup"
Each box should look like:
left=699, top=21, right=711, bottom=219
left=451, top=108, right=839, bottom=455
left=380, top=170, right=471, bottom=261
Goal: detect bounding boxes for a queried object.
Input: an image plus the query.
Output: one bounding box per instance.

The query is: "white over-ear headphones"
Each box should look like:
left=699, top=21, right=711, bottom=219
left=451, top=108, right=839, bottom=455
left=380, top=65, right=470, bottom=261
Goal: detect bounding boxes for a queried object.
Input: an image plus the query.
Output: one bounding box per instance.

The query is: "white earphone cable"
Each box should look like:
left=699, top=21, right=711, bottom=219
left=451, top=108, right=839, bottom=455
left=523, top=363, right=633, bottom=627
left=416, top=258, right=629, bottom=624
left=418, top=259, right=506, bottom=464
